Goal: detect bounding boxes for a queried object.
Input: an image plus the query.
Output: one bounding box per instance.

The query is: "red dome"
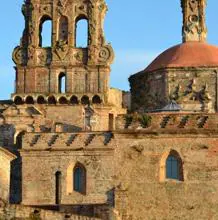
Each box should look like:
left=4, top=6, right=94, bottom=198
left=145, top=42, right=218, bottom=72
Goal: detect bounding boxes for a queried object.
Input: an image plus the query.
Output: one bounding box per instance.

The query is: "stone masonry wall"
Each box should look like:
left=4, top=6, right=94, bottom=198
left=0, top=149, right=15, bottom=202
left=0, top=204, right=100, bottom=220
left=130, top=68, right=218, bottom=113
left=113, top=133, right=218, bottom=220
left=21, top=132, right=115, bottom=206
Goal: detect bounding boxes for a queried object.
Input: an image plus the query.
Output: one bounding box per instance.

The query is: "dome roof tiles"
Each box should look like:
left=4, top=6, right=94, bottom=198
left=145, top=42, right=218, bottom=72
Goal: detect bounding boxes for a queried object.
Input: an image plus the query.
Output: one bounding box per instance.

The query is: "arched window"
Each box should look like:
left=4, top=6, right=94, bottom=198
left=75, top=18, right=88, bottom=48
left=166, top=156, right=179, bottom=179
left=73, top=164, right=86, bottom=194
left=55, top=171, right=62, bottom=205
left=37, top=96, right=46, bottom=104
left=59, top=16, right=68, bottom=43
left=59, top=96, right=68, bottom=105
left=48, top=96, right=57, bottom=105
left=14, top=96, right=23, bottom=105
left=70, top=96, right=79, bottom=105
left=15, top=131, right=25, bottom=148
left=81, top=96, right=90, bottom=105
left=25, top=96, right=34, bottom=104
left=39, top=16, right=52, bottom=47
left=165, top=151, right=183, bottom=181
left=58, top=73, right=66, bottom=93
left=92, top=95, right=101, bottom=104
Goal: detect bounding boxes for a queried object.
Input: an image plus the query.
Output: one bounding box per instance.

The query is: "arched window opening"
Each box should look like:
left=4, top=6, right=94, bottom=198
left=15, top=131, right=25, bottom=149
left=39, top=16, right=52, bottom=47
left=92, top=95, right=101, bottom=104
left=48, top=96, right=57, bottom=105
left=59, top=96, right=68, bottom=105
left=37, top=96, right=46, bottom=104
left=166, top=151, right=183, bottom=181
left=58, top=73, right=66, bottom=93
left=75, top=18, right=88, bottom=48
left=55, top=171, right=62, bottom=205
left=73, top=164, right=86, bottom=194
left=81, top=96, right=90, bottom=105
left=70, top=96, right=79, bottom=105
left=25, top=96, right=34, bottom=104
left=14, top=96, right=23, bottom=105
left=59, top=16, right=68, bottom=43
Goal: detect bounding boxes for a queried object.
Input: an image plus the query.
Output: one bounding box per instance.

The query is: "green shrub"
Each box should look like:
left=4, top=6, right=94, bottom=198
left=138, top=114, right=152, bottom=128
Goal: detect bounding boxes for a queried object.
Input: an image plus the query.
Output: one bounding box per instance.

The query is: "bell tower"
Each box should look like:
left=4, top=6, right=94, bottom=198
left=181, top=0, right=207, bottom=42
left=12, top=0, right=114, bottom=105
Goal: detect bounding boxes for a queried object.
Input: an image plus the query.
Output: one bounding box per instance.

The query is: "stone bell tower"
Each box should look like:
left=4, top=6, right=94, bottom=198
left=12, top=0, right=114, bottom=105
left=181, top=0, right=207, bottom=42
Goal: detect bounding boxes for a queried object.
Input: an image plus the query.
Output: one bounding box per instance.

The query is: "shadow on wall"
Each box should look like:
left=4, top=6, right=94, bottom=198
left=9, top=156, right=22, bottom=204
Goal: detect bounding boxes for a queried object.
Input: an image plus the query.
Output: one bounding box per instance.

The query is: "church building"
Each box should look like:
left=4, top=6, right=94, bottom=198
left=0, top=0, right=218, bottom=219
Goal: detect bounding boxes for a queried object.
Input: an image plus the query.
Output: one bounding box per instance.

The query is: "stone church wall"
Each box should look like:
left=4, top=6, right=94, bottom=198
left=0, top=204, right=100, bottom=220
left=21, top=135, right=115, bottom=206
left=0, top=148, right=16, bottom=202
left=113, top=134, right=218, bottom=219
left=130, top=68, right=218, bottom=113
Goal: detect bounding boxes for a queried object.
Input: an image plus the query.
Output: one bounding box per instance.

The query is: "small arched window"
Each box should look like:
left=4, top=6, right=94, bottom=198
left=165, top=151, right=183, bottom=181
left=166, top=156, right=179, bottom=179
left=81, top=96, right=90, bottom=105
left=75, top=18, right=88, bottom=48
left=48, top=96, right=57, bottom=105
left=39, top=16, right=52, bottom=47
left=37, top=96, right=46, bottom=104
left=92, top=95, right=101, bottom=104
left=58, top=73, right=66, bottom=93
left=25, top=96, right=34, bottom=104
left=59, top=96, right=68, bottom=105
left=14, top=96, right=23, bottom=105
left=15, top=131, right=25, bottom=148
left=55, top=171, right=62, bottom=205
left=59, top=16, right=68, bottom=43
left=73, top=164, right=86, bottom=194
left=70, top=96, right=79, bottom=105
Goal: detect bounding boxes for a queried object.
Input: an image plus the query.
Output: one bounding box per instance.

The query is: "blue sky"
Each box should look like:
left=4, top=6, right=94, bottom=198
left=0, top=1, right=218, bottom=99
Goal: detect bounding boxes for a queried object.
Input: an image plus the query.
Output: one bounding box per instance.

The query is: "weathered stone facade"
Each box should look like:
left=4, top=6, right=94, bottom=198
left=0, top=0, right=218, bottom=219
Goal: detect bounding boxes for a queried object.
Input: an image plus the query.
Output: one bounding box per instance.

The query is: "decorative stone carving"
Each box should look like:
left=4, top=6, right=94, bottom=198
left=98, top=45, right=114, bottom=63
left=54, top=40, right=69, bottom=60
left=181, top=0, right=207, bottom=42
left=170, top=84, right=180, bottom=101
left=74, top=51, right=83, bottom=62
left=27, top=46, right=35, bottom=63
left=37, top=49, right=51, bottom=65
left=12, top=47, right=25, bottom=65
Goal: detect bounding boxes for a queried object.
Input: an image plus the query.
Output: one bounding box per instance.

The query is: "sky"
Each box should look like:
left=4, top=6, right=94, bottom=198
left=0, top=1, right=218, bottom=99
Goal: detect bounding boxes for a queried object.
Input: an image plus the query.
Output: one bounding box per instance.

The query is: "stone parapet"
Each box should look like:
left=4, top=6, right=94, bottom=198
left=116, top=112, right=218, bottom=131
left=22, top=132, right=114, bottom=150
